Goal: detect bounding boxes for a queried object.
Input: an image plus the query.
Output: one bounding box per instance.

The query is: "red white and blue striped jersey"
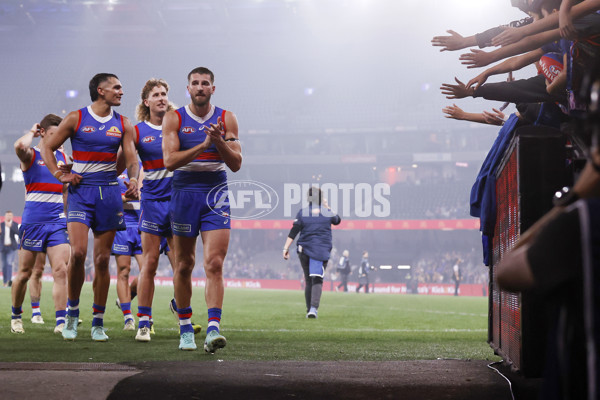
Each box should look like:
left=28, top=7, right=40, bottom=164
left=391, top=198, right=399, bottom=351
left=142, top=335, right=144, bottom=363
left=22, top=147, right=68, bottom=224
left=71, top=106, right=124, bottom=186
left=117, top=169, right=141, bottom=227
left=135, top=121, right=172, bottom=200
left=173, top=105, right=227, bottom=191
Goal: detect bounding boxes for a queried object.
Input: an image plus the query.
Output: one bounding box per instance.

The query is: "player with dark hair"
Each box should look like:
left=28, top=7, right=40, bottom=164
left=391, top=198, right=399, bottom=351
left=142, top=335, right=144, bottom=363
left=163, top=67, right=242, bottom=352
left=10, top=115, right=69, bottom=334
left=40, top=73, right=139, bottom=342
left=283, top=187, right=341, bottom=318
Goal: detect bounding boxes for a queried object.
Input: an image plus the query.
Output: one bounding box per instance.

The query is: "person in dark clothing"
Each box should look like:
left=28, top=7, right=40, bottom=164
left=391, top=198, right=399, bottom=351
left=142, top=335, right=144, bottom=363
left=452, top=258, right=462, bottom=296
left=336, top=250, right=351, bottom=292
left=441, top=74, right=567, bottom=106
left=356, top=251, right=370, bottom=294
left=1, top=211, right=20, bottom=287
left=283, top=187, right=341, bottom=318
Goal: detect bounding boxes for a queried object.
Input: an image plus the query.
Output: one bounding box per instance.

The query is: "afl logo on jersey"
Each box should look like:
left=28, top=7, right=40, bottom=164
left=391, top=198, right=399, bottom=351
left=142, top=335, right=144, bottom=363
left=82, top=126, right=96, bottom=133
left=106, top=126, right=122, bottom=138
left=181, top=126, right=196, bottom=134
left=142, top=136, right=156, bottom=144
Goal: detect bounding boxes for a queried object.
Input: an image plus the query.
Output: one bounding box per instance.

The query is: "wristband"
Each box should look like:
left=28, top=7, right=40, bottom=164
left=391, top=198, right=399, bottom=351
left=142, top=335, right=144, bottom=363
left=129, top=177, right=138, bottom=184
left=53, top=170, right=63, bottom=179
left=283, top=248, right=289, bottom=251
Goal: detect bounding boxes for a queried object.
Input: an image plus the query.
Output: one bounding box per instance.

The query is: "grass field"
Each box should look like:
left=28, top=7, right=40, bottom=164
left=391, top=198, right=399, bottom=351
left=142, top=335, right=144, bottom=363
left=0, top=283, right=499, bottom=363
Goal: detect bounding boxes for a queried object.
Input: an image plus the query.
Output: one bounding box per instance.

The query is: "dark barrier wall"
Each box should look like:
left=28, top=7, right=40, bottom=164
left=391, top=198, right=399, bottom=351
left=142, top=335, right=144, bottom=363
left=490, top=126, right=568, bottom=378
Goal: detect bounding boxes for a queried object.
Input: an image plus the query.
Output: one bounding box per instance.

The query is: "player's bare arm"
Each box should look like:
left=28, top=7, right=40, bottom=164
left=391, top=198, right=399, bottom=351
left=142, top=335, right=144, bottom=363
left=121, top=117, right=140, bottom=199
left=461, top=29, right=560, bottom=68
left=205, top=112, right=242, bottom=172
left=14, top=123, right=40, bottom=169
left=162, top=110, right=212, bottom=172
left=39, top=111, right=81, bottom=186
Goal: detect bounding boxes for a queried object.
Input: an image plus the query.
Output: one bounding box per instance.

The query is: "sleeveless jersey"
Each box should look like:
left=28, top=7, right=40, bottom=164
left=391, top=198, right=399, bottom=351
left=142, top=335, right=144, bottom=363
left=71, top=106, right=124, bottom=185
left=117, top=169, right=141, bottom=227
left=22, top=147, right=68, bottom=224
left=173, top=104, right=227, bottom=191
left=135, top=121, right=172, bottom=200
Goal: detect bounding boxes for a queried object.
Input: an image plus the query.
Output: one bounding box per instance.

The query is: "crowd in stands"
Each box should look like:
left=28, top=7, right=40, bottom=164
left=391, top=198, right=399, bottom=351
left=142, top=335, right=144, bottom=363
left=96, top=229, right=486, bottom=285
left=409, top=249, right=486, bottom=285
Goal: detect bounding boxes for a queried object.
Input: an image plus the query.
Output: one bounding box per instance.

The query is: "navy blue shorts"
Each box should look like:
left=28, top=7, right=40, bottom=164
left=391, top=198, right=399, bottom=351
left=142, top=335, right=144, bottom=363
left=111, top=226, right=142, bottom=256
left=139, top=198, right=172, bottom=237
left=170, top=189, right=230, bottom=237
left=67, top=184, right=126, bottom=232
left=18, top=223, right=68, bottom=252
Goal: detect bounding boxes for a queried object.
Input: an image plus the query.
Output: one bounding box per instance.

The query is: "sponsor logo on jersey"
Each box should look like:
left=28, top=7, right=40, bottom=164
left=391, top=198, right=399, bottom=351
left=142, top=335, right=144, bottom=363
left=37, top=160, right=46, bottom=166
left=181, top=126, right=196, bottom=134
left=24, top=239, right=42, bottom=248
left=172, top=222, right=192, bottom=232
left=99, top=125, right=105, bottom=131
left=106, top=126, right=122, bottom=138
left=82, top=126, right=96, bottom=133
left=142, top=136, right=156, bottom=143
left=68, top=211, right=86, bottom=220
left=141, top=220, right=159, bottom=231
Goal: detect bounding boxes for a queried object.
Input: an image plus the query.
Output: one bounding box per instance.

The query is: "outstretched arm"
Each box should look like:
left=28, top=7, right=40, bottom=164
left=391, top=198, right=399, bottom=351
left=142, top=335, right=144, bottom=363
left=460, top=29, right=559, bottom=68
left=443, top=104, right=505, bottom=126
left=431, top=30, right=477, bottom=52
left=466, top=50, right=543, bottom=89
left=440, top=77, right=475, bottom=99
